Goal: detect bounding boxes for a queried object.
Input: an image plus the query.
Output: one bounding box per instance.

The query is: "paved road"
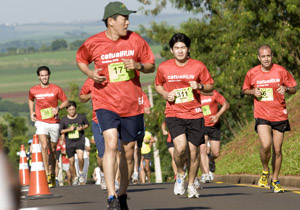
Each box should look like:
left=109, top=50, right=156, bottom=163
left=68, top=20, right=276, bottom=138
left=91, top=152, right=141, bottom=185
left=20, top=182, right=300, bottom=210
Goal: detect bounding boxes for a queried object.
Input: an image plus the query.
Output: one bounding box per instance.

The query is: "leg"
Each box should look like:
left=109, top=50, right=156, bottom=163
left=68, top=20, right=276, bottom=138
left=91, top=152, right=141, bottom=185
left=271, top=130, right=284, bottom=181
left=188, top=142, right=200, bottom=185
left=38, top=134, right=50, bottom=175
left=168, top=147, right=177, bottom=177
left=49, top=141, right=57, bottom=175
left=139, top=156, right=146, bottom=183
left=199, top=144, right=209, bottom=175
left=173, top=134, right=188, bottom=175
left=144, top=159, right=151, bottom=183
left=257, top=125, right=273, bottom=172
left=68, top=157, right=76, bottom=181
left=209, top=140, right=220, bottom=162
left=103, top=128, right=119, bottom=198
left=118, top=140, right=135, bottom=195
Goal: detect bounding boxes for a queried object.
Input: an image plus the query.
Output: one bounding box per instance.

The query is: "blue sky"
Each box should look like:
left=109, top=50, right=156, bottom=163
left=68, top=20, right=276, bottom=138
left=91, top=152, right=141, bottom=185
left=1, top=0, right=190, bottom=25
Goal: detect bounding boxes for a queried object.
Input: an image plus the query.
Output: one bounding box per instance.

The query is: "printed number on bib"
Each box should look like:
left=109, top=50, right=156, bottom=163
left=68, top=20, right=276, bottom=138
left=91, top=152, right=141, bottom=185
left=174, top=87, right=194, bottom=104
left=40, top=107, right=54, bottom=119
left=108, top=62, right=135, bottom=82
left=202, top=105, right=211, bottom=116
left=68, top=130, right=79, bottom=139
left=258, top=88, right=274, bottom=101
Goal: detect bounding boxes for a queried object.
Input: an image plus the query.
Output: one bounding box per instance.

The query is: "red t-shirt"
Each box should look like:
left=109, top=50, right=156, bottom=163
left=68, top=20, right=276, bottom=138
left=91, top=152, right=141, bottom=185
left=142, top=91, right=151, bottom=108
left=243, top=64, right=297, bottom=121
left=200, top=90, right=226, bottom=127
left=79, top=78, right=98, bottom=123
left=56, top=142, right=69, bottom=164
left=76, top=31, right=155, bottom=117
left=29, top=84, right=67, bottom=123
left=155, top=58, right=214, bottom=119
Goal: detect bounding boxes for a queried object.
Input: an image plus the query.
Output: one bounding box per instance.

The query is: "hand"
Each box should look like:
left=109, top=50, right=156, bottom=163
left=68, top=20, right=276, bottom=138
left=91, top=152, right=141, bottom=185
left=52, top=107, right=59, bottom=116
left=30, top=113, right=37, bottom=122
left=70, top=125, right=76, bottom=131
left=122, top=58, right=138, bottom=70
left=209, top=115, right=219, bottom=123
left=253, top=87, right=261, bottom=98
left=89, top=68, right=106, bottom=83
left=188, top=81, right=198, bottom=90
left=162, top=130, right=168, bottom=135
left=277, top=84, right=286, bottom=95
left=166, top=91, right=176, bottom=102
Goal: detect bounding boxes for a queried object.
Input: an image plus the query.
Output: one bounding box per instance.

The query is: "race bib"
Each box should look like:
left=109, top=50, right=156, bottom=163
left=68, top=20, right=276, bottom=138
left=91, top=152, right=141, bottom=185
left=258, top=88, right=274, bottom=101
left=202, top=105, right=211, bottom=116
left=108, top=62, right=135, bottom=82
left=174, top=87, right=194, bottom=104
left=40, top=107, right=53, bottom=119
left=68, top=130, right=79, bottom=139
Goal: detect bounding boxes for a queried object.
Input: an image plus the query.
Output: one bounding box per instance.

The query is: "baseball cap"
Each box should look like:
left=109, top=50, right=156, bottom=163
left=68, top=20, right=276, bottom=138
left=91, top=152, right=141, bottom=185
left=28, top=139, right=33, bottom=144
left=102, top=1, right=136, bottom=21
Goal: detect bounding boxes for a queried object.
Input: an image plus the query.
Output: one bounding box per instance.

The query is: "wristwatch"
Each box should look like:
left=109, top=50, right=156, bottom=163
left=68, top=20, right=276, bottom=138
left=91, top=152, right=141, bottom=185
left=198, top=83, right=204, bottom=90
left=139, top=63, right=144, bottom=71
left=286, top=86, right=290, bottom=92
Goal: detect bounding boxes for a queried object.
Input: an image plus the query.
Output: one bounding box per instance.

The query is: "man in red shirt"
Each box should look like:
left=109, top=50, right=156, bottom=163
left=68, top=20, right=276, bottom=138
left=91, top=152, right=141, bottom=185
left=199, top=90, right=229, bottom=184
left=28, top=66, right=68, bottom=188
left=243, top=44, right=297, bottom=193
left=76, top=2, right=155, bottom=209
left=155, top=33, right=214, bottom=198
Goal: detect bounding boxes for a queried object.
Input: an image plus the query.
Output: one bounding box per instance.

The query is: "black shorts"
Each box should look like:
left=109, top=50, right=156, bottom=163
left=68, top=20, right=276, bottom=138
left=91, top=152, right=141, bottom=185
left=204, top=123, right=221, bottom=141
left=255, top=118, right=291, bottom=133
left=96, top=109, right=145, bottom=145
left=142, top=152, right=151, bottom=160
left=165, top=117, right=205, bottom=147
left=66, top=140, right=85, bottom=158
left=167, top=141, right=174, bottom=149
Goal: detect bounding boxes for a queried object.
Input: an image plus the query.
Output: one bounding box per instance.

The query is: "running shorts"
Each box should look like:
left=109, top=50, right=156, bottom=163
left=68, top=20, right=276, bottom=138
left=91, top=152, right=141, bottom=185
left=255, top=118, right=291, bottom=133
left=204, top=123, right=221, bottom=141
left=35, top=121, right=59, bottom=143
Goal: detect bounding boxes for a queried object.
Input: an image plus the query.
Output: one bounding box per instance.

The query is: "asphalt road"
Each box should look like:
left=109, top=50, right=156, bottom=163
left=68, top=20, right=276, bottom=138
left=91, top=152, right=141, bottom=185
left=20, top=182, right=300, bottom=210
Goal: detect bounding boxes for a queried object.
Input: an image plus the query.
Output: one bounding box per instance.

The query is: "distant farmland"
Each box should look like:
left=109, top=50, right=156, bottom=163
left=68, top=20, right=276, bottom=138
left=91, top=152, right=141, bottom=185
left=0, top=46, right=163, bottom=103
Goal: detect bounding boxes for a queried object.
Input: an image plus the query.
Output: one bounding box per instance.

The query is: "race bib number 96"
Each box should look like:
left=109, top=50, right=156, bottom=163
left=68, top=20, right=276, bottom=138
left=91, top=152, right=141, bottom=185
left=258, top=88, right=274, bottom=101
left=108, top=62, right=135, bottom=82
left=174, top=87, right=194, bottom=104
left=40, top=107, right=53, bottom=119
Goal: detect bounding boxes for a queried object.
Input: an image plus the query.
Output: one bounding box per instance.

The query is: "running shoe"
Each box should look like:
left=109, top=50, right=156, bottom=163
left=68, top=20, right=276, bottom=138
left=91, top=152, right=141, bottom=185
left=200, top=174, right=206, bottom=183
left=48, top=174, right=56, bottom=188
left=100, top=173, right=107, bottom=190
left=187, top=184, right=200, bottom=198
left=193, top=177, right=203, bottom=190
left=131, top=172, right=139, bottom=184
left=79, top=172, right=85, bottom=185
left=115, top=180, right=120, bottom=191
left=205, top=174, right=212, bottom=183
left=258, top=171, right=269, bottom=187
left=209, top=161, right=216, bottom=172
left=118, top=194, right=129, bottom=210
left=270, top=180, right=284, bottom=193
left=209, top=171, right=214, bottom=181
left=174, top=174, right=185, bottom=195
left=107, top=195, right=121, bottom=210
left=72, top=176, right=79, bottom=186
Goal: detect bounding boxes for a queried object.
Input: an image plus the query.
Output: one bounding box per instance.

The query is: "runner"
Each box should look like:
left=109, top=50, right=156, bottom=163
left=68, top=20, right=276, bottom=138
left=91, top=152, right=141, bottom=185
left=139, top=130, right=155, bottom=184
left=56, top=137, right=71, bottom=186
left=59, top=101, right=89, bottom=186
left=76, top=2, right=155, bottom=209
left=75, top=137, right=90, bottom=184
left=155, top=33, right=214, bottom=198
left=243, top=44, right=297, bottom=193
left=28, top=65, right=68, bottom=188
left=199, top=90, right=229, bottom=183
left=161, top=121, right=177, bottom=181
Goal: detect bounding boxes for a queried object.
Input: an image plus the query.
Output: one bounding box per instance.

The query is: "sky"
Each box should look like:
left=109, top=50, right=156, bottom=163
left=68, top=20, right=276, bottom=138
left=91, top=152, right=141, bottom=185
left=1, top=0, right=189, bottom=25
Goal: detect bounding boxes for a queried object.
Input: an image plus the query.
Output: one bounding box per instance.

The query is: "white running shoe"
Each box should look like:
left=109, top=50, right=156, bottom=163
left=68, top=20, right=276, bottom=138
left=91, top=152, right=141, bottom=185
left=187, top=184, right=200, bottom=198
left=132, top=172, right=139, bottom=184
left=115, top=180, right=120, bottom=191
left=174, top=174, right=185, bottom=195
left=100, top=173, right=106, bottom=190
left=209, top=171, right=214, bottom=181
left=72, top=176, right=79, bottom=186
left=205, top=174, right=212, bottom=183
left=79, top=172, right=85, bottom=185
left=200, top=174, right=206, bottom=183
left=193, top=178, right=203, bottom=190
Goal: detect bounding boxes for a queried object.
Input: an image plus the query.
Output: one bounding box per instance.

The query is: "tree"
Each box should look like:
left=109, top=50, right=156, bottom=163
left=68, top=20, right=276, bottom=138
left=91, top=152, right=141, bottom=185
left=69, top=40, right=85, bottom=50
left=51, top=39, right=68, bottom=51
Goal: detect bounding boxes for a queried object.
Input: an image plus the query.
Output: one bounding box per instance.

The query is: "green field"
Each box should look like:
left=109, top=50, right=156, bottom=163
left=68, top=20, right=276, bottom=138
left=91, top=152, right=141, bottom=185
left=0, top=45, right=164, bottom=102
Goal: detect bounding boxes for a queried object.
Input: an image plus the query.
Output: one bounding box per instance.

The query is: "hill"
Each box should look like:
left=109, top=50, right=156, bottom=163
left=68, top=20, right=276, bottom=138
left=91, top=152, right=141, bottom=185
left=216, top=91, right=300, bottom=176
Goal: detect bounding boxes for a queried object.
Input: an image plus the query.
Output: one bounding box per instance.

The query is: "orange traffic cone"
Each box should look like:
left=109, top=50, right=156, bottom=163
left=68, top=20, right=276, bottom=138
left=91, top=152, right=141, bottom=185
left=26, top=134, right=55, bottom=199
left=19, top=144, right=30, bottom=187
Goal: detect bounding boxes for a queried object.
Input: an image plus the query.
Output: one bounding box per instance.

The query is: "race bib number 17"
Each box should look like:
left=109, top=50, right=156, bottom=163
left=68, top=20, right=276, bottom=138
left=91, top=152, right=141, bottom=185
left=108, top=62, right=135, bottom=82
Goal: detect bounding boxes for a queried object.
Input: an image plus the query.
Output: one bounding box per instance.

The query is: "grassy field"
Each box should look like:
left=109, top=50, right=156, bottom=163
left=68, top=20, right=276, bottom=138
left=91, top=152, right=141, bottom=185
left=0, top=45, right=164, bottom=102
left=215, top=91, right=300, bottom=176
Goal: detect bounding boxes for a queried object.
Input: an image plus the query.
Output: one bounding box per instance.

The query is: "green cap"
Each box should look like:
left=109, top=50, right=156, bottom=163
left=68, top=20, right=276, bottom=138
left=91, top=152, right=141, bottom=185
left=103, top=1, right=136, bottom=21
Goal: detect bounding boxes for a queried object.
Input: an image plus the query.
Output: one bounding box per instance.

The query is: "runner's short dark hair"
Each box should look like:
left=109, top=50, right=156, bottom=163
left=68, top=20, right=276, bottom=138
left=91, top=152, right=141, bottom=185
left=169, top=33, right=191, bottom=49
left=67, top=101, right=77, bottom=109
left=37, top=66, right=51, bottom=76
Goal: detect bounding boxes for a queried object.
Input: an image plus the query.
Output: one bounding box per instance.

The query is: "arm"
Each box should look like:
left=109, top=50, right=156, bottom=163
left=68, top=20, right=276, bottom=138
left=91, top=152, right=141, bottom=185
left=209, top=101, right=230, bottom=123
left=77, top=62, right=106, bottom=83
left=122, top=59, right=155, bottom=73
left=79, top=94, right=91, bottom=103
left=28, top=99, right=37, bottom=122
left=243, top=88, right=261, bottom=98
left=52, top=100, right=69, bottom=116
left=161, top=122, right=168, bottom=136
left=189, top=82, right=214, bottom=93
left=277, top=85, right=297, bottom=95
left=155, top=84, right=175, bottom=102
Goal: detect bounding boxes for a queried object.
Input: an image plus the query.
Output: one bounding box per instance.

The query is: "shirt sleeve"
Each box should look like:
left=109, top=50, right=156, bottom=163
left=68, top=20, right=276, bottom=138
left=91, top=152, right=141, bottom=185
left=57, top=86, right=68, bottom=102
left=76, top=43, right=93, bottom=64
left=199, top=64, right=214, bottom=85
left=80, top=79, right=92, bottom=95
left=242, top=71, right=252, bottom=91
left=155, top=65, right=165, bottom=86
left=215, top=91, right=226, bottom=105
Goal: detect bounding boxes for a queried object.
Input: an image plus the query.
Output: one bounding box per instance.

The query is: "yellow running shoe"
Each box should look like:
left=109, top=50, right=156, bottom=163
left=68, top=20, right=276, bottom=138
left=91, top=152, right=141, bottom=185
left=48, top=174, right=56, bottom=188
left=258, top=171, right=269, bottom=187
left=270, top=180, right=284, bottom=193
